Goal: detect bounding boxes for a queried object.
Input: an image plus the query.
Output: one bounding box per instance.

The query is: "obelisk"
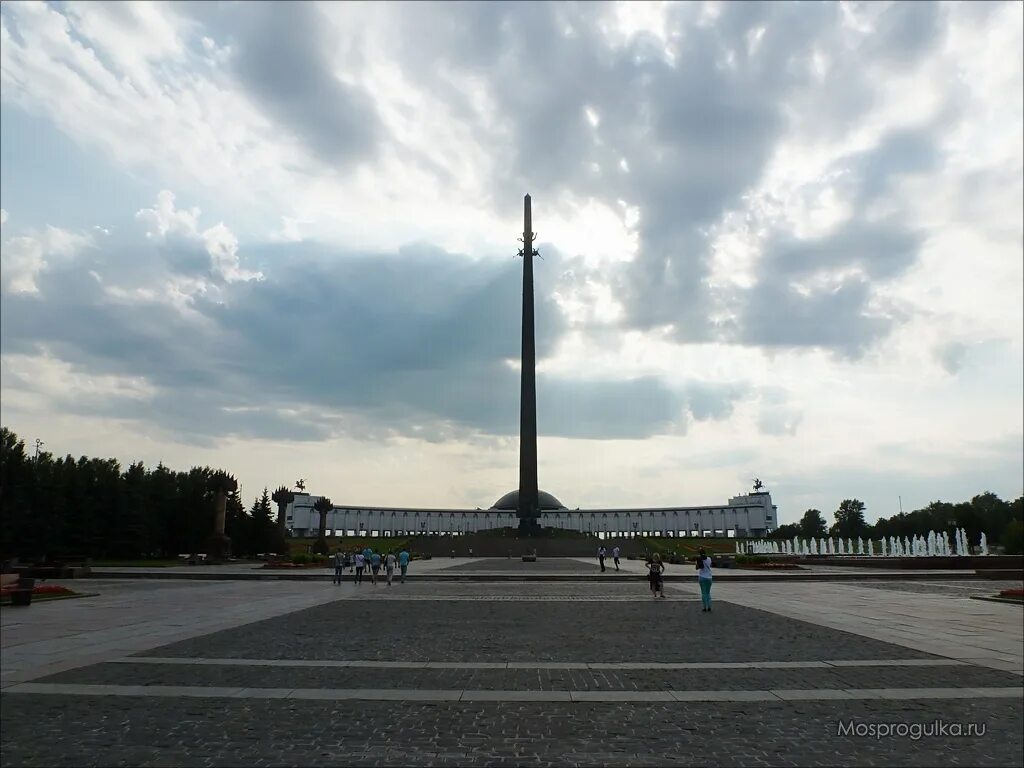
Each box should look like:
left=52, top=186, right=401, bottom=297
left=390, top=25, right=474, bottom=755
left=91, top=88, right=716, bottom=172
left=518, top=194, right=540, bottom=533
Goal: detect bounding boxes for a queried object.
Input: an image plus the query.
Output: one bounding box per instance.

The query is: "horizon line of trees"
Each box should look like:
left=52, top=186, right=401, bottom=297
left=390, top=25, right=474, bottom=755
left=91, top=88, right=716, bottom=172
left=0, top=427, right=286, bottom=560
left=2, top=426, right=1021, bottom=559
left=770, top=494, right=1023, bottom=554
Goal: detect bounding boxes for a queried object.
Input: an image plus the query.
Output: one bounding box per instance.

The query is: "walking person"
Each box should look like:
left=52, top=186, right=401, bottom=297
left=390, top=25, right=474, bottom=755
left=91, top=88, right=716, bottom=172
left=696, top=548, right=713, bottom=612
left=385, top=551, right=397, bottom=586
left=597, top=545, right=607, bottom=572
left=332, top=549, right=344, bottom=585
left=370, top=551, right=382, bottom=585
left=398, top=548, right=410, bottom=583
left=354, top=551, right=365, bottom=585
left=612, top=545, right=621, bottom=571
left=647, top=552, right=666, bottom=598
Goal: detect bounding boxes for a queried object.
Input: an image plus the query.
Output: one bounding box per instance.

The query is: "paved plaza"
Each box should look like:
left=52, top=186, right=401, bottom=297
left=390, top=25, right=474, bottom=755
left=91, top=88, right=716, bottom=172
left=1, top=562, right=1022, bottom=766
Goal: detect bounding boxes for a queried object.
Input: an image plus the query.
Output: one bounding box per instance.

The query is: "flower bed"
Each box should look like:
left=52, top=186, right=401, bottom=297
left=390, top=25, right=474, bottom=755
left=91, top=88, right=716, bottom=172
left=0, top=584, right=76, bottom=597
left=0, top=583, right=91, bottom=605
left=998, top=588, right=1023, bottom=599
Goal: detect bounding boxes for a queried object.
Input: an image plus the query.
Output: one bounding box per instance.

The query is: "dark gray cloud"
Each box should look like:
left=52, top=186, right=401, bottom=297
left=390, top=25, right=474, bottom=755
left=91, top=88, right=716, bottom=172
left=861, top=1, right=945, bottom=64
left=737, top=275, right=891, bottom=355
left=225, top=2, right=380, bottom=168
left=369, top=1, right=950, bottom=356
left=2, top=232, right=728, bottom=442
left=168, top=1, right=954, bottom=357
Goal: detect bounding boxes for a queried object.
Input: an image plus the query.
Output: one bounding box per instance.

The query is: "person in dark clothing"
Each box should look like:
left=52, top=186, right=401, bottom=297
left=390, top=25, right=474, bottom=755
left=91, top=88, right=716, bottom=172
left=648, top=552, right=666, bottom=598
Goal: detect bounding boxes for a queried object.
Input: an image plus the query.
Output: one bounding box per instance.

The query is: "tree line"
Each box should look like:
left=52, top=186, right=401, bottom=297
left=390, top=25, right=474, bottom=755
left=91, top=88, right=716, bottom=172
left=770, top=494, right=1024, bottom=554
left=0, top=427, right=285, bottom=560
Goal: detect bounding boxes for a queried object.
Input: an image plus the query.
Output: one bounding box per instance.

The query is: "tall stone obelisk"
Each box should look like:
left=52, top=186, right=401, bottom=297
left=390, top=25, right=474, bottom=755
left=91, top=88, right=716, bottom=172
left=518, top=194, right=540, bottom=533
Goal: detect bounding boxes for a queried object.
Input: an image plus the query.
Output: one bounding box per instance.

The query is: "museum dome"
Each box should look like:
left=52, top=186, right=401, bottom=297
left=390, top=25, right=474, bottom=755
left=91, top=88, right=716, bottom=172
left=491, top=490, right=568, bottom=511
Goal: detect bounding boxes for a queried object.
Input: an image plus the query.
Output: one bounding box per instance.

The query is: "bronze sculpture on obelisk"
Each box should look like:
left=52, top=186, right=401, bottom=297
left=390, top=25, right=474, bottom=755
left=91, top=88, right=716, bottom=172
left=517, top=194, right=541, bottom=534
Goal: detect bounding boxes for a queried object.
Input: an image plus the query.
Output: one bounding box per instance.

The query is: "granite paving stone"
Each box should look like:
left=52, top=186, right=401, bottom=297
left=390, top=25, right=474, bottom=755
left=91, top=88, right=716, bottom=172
left=1, top=696, right=1020, bottom=767
left=34, top=661, right=1024, bottom=691
left=5, top=579, right=1023, bottom=767
left=134, top=600, right=937, bottom=663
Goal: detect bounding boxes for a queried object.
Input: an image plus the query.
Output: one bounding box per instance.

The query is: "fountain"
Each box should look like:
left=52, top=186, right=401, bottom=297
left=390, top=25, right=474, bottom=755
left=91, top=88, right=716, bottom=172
left=880, top=537, right=886, bottom=557
left=837, top=538, right=845, bottom=555
left=856, top=537, right=864, bottom=555
left=867, top=539, right=875, bottom=557
left=980, top=532, right=989, bottom=556
left=954, top=528, right=966, bottom=556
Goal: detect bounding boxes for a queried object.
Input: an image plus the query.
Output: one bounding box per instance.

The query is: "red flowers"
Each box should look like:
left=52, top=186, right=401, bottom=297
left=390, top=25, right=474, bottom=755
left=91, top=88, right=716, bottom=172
left=0, top=584, right=75, bottom=597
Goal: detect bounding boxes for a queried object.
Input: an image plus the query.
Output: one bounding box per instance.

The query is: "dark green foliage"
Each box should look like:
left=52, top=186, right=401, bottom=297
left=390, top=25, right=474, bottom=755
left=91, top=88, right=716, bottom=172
left=0, top=426, right=266, bottom=560
left=799, top=509, right=828, bottom=538
left=1003, top=519, right=1023, bottom=555
left=831, top=499, right=867, bottom=538
left=869, top=492, right=1021, bottom=546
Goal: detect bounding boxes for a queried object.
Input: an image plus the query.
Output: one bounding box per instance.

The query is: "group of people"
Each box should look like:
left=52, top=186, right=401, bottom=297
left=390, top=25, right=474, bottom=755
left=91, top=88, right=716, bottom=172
left=598, top=545, right=715, bottom=610
left=596, top=545, right=621, bottom=571
left=332, top=547, right=410, bottom=586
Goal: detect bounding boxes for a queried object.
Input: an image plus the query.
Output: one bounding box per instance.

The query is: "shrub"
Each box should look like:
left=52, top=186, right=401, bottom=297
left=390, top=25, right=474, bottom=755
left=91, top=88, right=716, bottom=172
left=292, top=554, right=310, bottom=565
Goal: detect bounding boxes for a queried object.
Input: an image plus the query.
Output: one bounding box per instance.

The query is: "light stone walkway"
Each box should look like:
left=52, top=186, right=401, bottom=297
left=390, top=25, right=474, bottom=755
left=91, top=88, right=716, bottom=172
left=691, top=580, right=1024, bottom=674
left=1, top=580, right=347, bottom=688
left=6, top=681, right=1020, bottom=703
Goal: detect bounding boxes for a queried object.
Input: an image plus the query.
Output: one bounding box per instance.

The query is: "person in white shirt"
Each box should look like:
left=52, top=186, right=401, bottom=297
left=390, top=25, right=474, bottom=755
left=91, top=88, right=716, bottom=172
left=612, top=546, right=621, bottom=571
left=696, top=548, right=713, bottom=612
left=597, top=546, right=606, bottom=572
left=385, top=551, right=397, bottom=586
left=354, top=552, right=365, bottom=585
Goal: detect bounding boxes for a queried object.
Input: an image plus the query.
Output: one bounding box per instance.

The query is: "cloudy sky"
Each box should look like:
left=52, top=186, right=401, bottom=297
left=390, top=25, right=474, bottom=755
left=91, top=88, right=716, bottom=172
left=1, top=1, right=1021, bottom=524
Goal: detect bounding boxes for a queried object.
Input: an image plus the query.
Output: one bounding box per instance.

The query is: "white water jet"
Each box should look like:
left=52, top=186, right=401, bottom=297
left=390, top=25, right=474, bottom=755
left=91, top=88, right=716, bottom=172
left=868, top=539, right=875, bottom=557
left=980, top=533, right=989, bottom=556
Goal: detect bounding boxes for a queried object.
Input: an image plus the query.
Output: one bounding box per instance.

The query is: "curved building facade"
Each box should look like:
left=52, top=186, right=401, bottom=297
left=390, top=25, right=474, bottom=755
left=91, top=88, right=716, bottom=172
left=285, top=491, right=777, bottom=539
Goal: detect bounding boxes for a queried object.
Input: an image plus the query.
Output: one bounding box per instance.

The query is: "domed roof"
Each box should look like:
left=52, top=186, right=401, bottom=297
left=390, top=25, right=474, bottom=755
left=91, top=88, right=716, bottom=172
left=491, top=490, right=567, bottom=511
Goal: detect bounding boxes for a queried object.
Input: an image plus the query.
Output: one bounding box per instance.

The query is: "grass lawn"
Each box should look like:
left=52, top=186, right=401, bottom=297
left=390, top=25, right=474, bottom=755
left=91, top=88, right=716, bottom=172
left=642, top=537, right=737, bottom=558
left=287, top=537, right=413, bottom=556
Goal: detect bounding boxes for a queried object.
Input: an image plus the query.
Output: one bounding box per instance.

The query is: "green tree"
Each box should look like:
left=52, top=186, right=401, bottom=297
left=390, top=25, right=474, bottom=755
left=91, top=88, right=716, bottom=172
left=271, top=486, right=294, bottom=541
left=832, top=499, right=867, bottom=538
left=1003, top=519, right=1023, bottom=555
left=798, top=509, right=827, bottom=538
left=769, top=522, right=801, bottom=540
left=250, top=488, right=279, bottom=554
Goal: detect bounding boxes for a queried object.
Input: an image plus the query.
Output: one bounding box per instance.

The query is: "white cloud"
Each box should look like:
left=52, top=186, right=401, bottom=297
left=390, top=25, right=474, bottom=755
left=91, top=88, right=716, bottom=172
left=0, top=1, right=1020, bottom=518
left=135, top=190, right=262, bottom=288
left=0, top=225, right=92, bottom=294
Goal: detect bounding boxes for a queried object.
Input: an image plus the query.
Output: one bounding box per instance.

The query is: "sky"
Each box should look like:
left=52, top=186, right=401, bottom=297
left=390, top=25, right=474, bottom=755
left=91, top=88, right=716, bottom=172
left=1, top=1, right=1021, bottom=525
